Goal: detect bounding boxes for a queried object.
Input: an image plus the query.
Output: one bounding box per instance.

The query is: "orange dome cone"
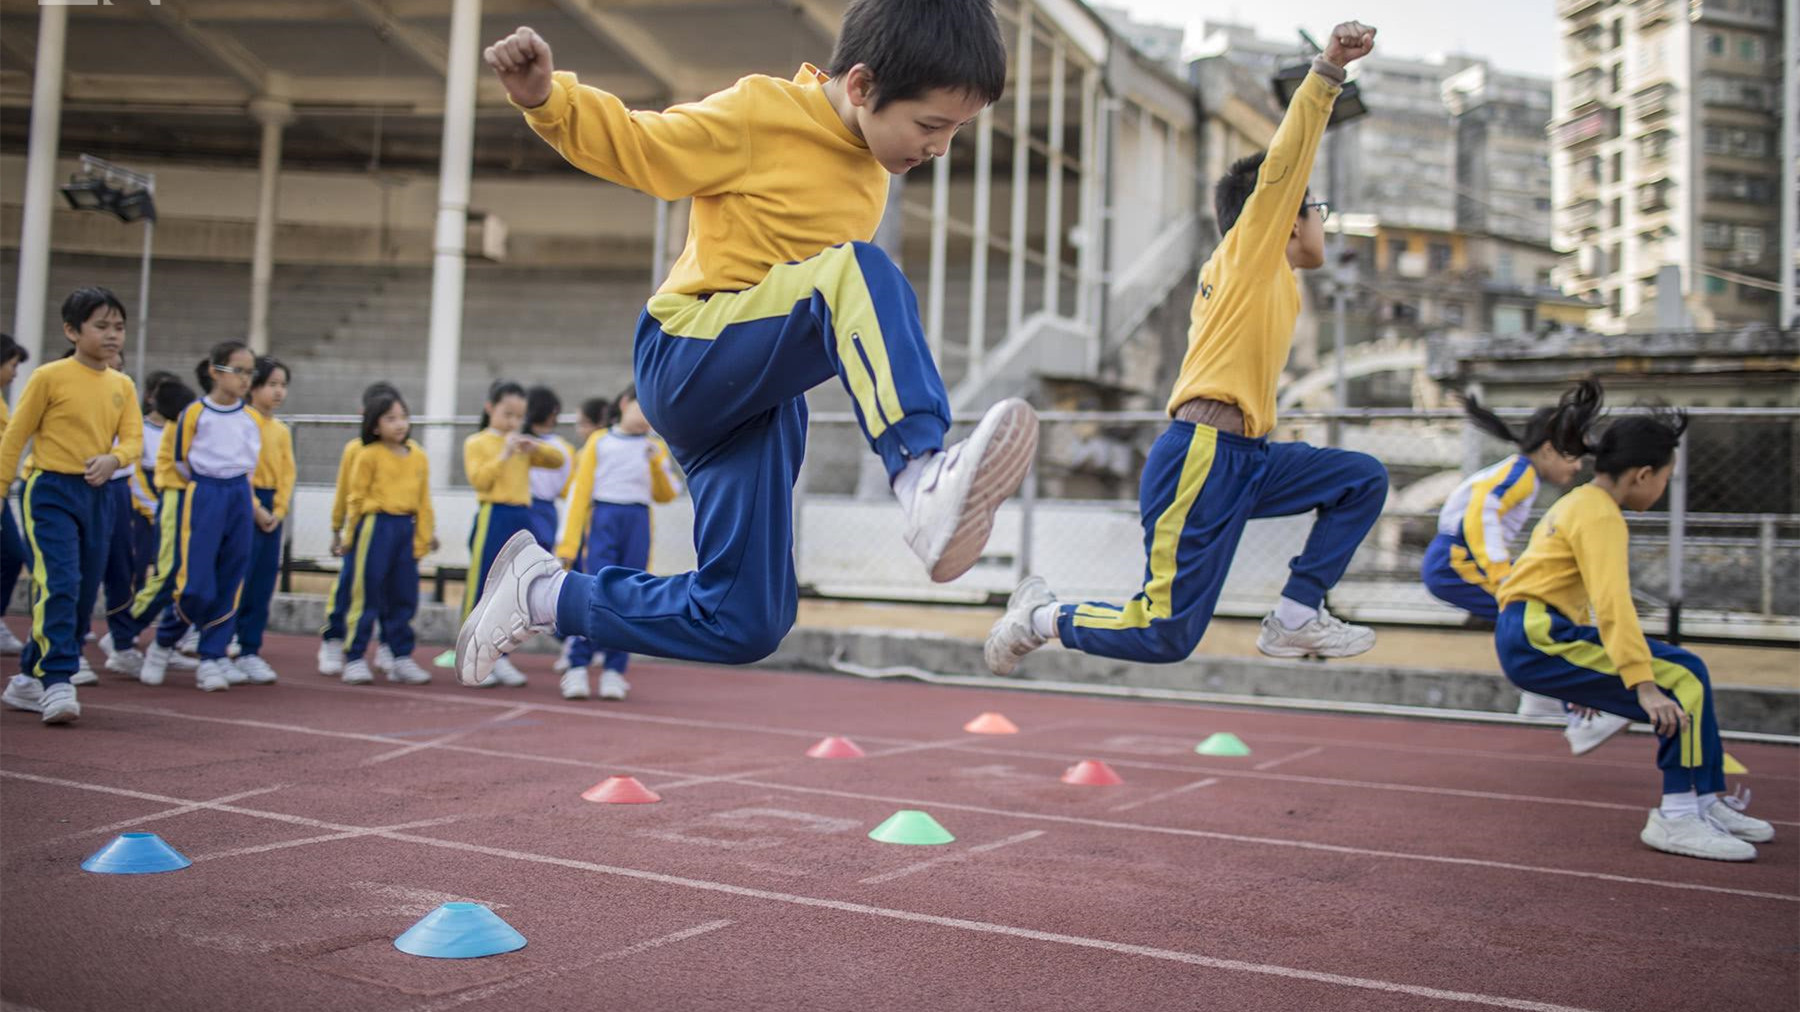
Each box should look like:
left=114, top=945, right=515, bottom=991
left=805, top=736, right=866, bottom=759
left=963, top=712, right=1019, bottom=734
left=1060, top=760, right=1123, bottom=786
left=581, top=776, right=661, bottom=804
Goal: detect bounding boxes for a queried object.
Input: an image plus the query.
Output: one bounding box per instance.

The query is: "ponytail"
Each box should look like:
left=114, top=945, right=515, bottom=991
left=1460, top=378, right=1604, bottom=457
left=196, top=339, right=249, bottom=395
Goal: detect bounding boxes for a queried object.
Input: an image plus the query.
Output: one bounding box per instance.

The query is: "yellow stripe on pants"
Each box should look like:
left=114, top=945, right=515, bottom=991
left=463, top=503, right=493, bottom=621
left=131, top=490, right=181, bottom=618
left=343, top=515, right=378, bottom=647
left=20, top=472, right=50, bottom=668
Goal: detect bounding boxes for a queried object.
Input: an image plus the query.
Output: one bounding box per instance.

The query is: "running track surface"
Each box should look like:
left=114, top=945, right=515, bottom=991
left=3, top=629, right=1795, bottom=1012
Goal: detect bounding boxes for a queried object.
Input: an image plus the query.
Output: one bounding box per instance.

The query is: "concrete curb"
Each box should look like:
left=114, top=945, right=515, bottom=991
left=261, top=593, right=1800, bottom=738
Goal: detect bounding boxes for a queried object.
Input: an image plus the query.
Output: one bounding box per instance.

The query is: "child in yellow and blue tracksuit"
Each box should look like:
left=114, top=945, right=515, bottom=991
left=319, top=381, right=400, bottom=677
left=555, top=386, right=679, bottom=701
left=0, top=288, right=142, bottom=724
left=0, top=333, right=31, bottom=652
left=101, top=378, right=197, bottom=677
left=337, top=389, right=436, bottom=687
left=987, top=24, right=1387, bottom=676
left=463, top=379, right=565, bottom=686
left=93, top=353, right=151, bottom=680
left=460, top=7, right=1038, bottom=685
left=1424, top=381, right=1599, bottom=622
left=524, top=385, right=573, bottom=552
left=1495, top=410, right=1774, bottom=861
left=233, top=357, right=295, bottom=682
left=121, top=342, right=262, bottom=692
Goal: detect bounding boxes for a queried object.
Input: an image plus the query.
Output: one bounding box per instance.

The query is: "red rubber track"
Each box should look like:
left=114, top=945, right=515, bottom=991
left=3, top=626, right=1795, bottom=1011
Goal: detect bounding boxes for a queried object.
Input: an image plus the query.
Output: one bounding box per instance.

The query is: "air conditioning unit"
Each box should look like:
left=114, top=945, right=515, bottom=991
left=466, top=212, right=508, bottom=262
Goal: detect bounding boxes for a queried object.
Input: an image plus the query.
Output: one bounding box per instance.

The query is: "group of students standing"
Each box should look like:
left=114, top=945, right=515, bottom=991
left=312, top=377, right=676, bottom=702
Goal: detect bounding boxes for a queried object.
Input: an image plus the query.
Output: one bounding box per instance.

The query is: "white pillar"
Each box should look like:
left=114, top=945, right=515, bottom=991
left=926, top=154, right=950, bottom=359
left=12, top=6, right=67, bottom=383
left=1074, top=67, right=1099, bottom=328
left=1044, top=40, right=1066, bottom=319
left=247, top=96, right=293, bottom=355
left=423, top=0, right=482, bottom=487
left=968, top=109, right=994, bottom=369
left=1006, top=4, right=1032, bottom=338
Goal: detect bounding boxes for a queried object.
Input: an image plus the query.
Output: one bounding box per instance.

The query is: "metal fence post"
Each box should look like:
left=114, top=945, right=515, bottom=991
left=1666, top=428, right=1687, bottom=643
left=1760, top=514, right=1776, bottom=616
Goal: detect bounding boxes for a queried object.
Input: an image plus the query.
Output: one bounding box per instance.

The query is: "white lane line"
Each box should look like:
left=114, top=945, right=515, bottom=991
left=859, top=830, right=1046, bottom=885
left=189, top=816, right=462, bottom=862
left=72, top=705, right=1800, bottom=879
left=1109, top=778, right=1221, bottom=814
left=408, top=919, right=734, bottom=1012
left=54, top=785, right=288, bottom=842
left=361, top=706, right=534, bottom=766
left=1254, top=746, right=1325, bottom=772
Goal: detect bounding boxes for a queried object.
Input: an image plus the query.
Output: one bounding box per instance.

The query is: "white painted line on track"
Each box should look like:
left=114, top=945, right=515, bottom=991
left=190, top=816, right=462, bottom=862
left=361, top=706, right=534, bottom=766
left=1254, top=746, right=1325, bottom=771
left=1109, top=778, right=1220, bottom=814
left=52, top=785, right=288, bottom=842
left=859, top=830, right=1046, bottom=885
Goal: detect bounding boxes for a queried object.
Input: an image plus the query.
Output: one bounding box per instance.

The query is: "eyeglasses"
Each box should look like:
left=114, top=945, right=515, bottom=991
left=1300, top=200, right=1331, bottom=223
left=210, top=363, right=250, bottom=376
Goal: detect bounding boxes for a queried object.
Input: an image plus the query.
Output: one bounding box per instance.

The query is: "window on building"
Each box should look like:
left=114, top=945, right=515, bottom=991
left=1609, top=63, right=1622, bottom=94
left=1703, top=221, right=1735, bottom=248
left=1387, top=238, right=1408, bottom=267
left=1495, top=251, right=1515, bottom=284
left=1734, top=226, right=1765, bottom=260
left=1738, top=37, right=1762, bottom=61
left=1428, top=242, right=1453, bottom=273
left=1494, top=305, right=1529, bottom=334
left=1610, top=152, right=1624, bottom=182
left=1706, top=32, right=1725, bottom=55
left=1704, top=275, right=1729, bottom=295
left=1444, top=303, right=1466, bottom=327
left=1609, top=19, right=1622, bottom=49
left=1610, top=198, right=1623, bottom=228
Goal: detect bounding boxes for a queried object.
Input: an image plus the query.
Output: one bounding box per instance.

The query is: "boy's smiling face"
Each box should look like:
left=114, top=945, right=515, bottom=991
left=836, top=65, right=987, bottom=174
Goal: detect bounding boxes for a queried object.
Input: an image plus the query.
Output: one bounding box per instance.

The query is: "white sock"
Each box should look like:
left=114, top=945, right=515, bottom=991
left=891, top=453, right=938, bottom=517
left=1660, top=790, right=1700, bottom=820
left=1273, top=596, right=1318, bottom=631
left=527, top=571, right=566, bottom=628
left=1697, top=792, right=1721, bottom=813
left=1030, top=604, right=1060, bottom=641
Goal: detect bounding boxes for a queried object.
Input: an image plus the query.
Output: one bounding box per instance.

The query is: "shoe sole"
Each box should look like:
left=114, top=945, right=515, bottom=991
left=1566, top=719, right=1631, bottom=756
left=928, top=400, right=1039, bottom=584
left=41, top=706, right=79, bottom=724
left=454, top=531, right=540, bottom=687
left=2, top=694, right=43, bottom=713
left=1256, top=637, right=1377, bottom=660
left=1641, top=834, right=1756, bottom=861
left=70, top=674, right=99, bottom=687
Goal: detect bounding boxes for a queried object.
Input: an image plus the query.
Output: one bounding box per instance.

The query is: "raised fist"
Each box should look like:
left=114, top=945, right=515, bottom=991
left=484, top=26, right=555, bottom=109
left=1323, top=21, right=1376, bottom=68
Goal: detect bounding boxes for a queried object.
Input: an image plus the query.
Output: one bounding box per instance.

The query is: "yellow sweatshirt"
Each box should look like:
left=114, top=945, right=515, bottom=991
left=251, top=414, right=297, bottom=521
left=1499, top=484, right=1653, bottom=687
left=555, top=428, right=679, bottom=562
left=515, top=65, right=888, bottom=296
left=1166, top=69, right=1340, bottom=436
left=465, top=430, right=566, bottom=506
left=343, top=440, right=435, bottom=559
left=0, top=358, right=142, bottom=494
left=329, top=437, right=360, bottom=534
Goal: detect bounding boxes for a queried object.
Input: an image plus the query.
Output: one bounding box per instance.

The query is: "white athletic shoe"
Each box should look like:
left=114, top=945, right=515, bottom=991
left=226, top=637, right=242, bottom=659
left=220, top=657, right=249, bottom=685
left=177, top=628, right=200, bottom=655
left=1705, top=796, right=1775, bottom=843
left=1640, top=809, right=1756, bottom=861
left=386, top=657, right=431, bottom=685
left=375, top=644, right=396, bottom=675
left=598, top=669, right=630, bottom=701
left=1517, top=691, right=1567, bottom=718
left=317, top=639, right=346, bottom=677
left=140, top=643, right=174, bottom=686
left=1564, top=711, right=1631, bottom=756
left=902, top=398, right=1039, bottom=584
left=492, top=656, right=528, bottom=688
left=341, top=659, right=373, bottom=686
left=0, top=624, right=22, bottom=655
left=166, top=649, right=199, bottom=671
left=98, top=632, right=116, bottom=656
left=985, top=576, right=1055, bottom=677
left=455, top=531, right=559, bottom=688
left=106, top=648, right=145, bottom=677
left=70, top=654, right=99, bottom=687
left=195, top=659, right=232, bottom=693
left=39, top=682, right=79, bottom=724
left=553, top=638, right=575, bottom=674
left=559, top=667, right=590, bottom=699
left=235, top=654, right=279, bottom=685
left=1255, top=607, right=1376, bottom=660
left=3, top=674, right=44, bottom=712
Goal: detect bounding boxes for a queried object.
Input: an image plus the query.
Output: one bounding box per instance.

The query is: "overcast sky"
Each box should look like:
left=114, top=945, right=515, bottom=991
left=1103, top=0, right=1559, bottom=78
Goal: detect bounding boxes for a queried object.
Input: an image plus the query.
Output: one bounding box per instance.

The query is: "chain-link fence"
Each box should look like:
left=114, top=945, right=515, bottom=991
left=279, top=407, right=1799, bottom=641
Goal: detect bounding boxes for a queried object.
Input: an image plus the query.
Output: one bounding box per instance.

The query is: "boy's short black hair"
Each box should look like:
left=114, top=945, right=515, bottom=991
left=0, top=333, right=25, bottom=368
left=154, top=379, right=197, bottom=425
left=1213, top=152, right=1312, bottom=240
left=60, top=286, right=127, bottom=331
left=252, top=355, right=289, bottom=389
left=828, top=0, right=1007, bottom=109
left=525, top=385, right=561, bottom=430
left=141, top=369, right=179, bottom=414
left=578, top=397, right=611, bottom=427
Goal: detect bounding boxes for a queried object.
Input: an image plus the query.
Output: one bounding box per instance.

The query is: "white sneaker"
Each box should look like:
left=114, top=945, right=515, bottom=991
left=553, top=638, right=575, bottom=674
left=220, top=657, right=249, bottom=685
left=1564, top=711, right=1631, bottom=756
left=106, top=648, right=145, bottom=677
left=598, top=669, right=630, bottom=701
left=386, top=656, right=431, bottom=685
left=195, top=659, right=232, bottom=692
left=0, top=624, right=22, bottom=655
left=560, top=667, right=590, bottom=699
left=1640, top=809, right=1756, bottom=861
left=227, top=637, right=242, bottom=659
left=454, top=531, right=558, bottom=687
left=235, top=654, right=279, bottom=685
left=70, top=654, right=99, bottom=687
left=1705, top=796, right=1775, bottom=843
left=985, top=576, right=1055, bottom=677
left=492, top=656, right=528, bottom=688
left=140, top=643, right=173, bottom=686
left=98, top=632, right=116, bottom=656
left=3, top=674, right=43, bottom=712
left=901, top=398, right=1039, bottom=584
left=177, top=628, right=200, bottom=655
left=318, top=639, right=346, bottom=676
left=341, top=659, right=373, bottom=685
left=375, top=644, right=396, bottom=675
left=1517, top=691, right=1567, bottom=718
left=1255, top=607, right=1376, bottom=659
left=166, top=649, right=199, bottom=671
left=39, top=682, right=79, bottom=724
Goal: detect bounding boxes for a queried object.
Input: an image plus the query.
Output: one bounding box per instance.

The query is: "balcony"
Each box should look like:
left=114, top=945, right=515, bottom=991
left=1558, top=0, right=1608, bottom=17
left=1635, top=0, right=1675, bottom=27
left=1561, top=198, right=1603, bottom=231
left=1632, top=83, right=1677, bottom=121
left=1553, top=107, right=1620, bottom=148
left=1567, top=70, right=1609, bottom=110
left=1637, top=182, right=1674, bottom=214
